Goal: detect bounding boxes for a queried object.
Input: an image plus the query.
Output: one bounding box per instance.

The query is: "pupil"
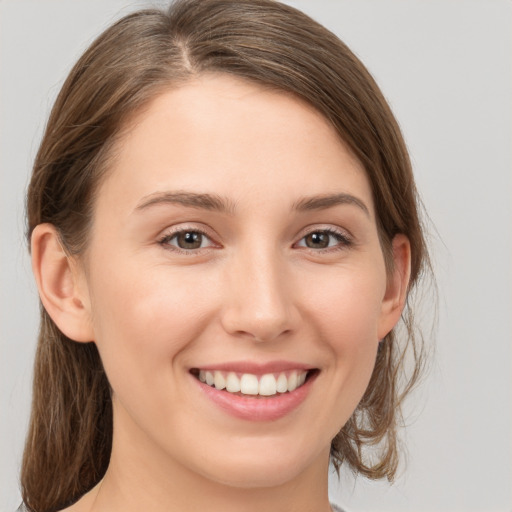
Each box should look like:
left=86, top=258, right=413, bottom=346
left=178, top=232, right=202, bottom=249
left=306, top=232, right=329, bottom=248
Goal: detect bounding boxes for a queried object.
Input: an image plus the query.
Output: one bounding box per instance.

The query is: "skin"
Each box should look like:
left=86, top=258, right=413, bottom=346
left=32, top=74, right=410, bottom=512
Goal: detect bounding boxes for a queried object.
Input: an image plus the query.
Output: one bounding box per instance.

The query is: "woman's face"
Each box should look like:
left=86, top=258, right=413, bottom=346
left=79, top=74, right=404, bottom=488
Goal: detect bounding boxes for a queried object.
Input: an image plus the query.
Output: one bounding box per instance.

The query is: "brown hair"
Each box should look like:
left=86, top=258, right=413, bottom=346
left=23, top=1, right=431, bottom=510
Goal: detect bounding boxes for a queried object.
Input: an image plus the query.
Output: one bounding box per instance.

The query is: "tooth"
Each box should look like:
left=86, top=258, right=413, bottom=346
left=205, top=371, right=214, bottom=386
left=287, top=371, right=298, bottom=392
left=201, top=369, right=308, bottom=395
left=259, top=374, right=277, bottom=396
left=214, top=371, right=226, bottom=390
left=240, top=374, right=259, bottom=395
left=226, top=372, right=241, bottom=393
left=276, top=373, right=288, bottom=393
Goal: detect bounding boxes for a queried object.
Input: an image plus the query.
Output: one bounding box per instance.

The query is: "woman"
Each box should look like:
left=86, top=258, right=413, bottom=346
left=21, top=1, right=429, bottom=511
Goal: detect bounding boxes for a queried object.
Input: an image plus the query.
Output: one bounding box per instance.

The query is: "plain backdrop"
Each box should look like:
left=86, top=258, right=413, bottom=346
left=1, top=1, right=510, bottom=511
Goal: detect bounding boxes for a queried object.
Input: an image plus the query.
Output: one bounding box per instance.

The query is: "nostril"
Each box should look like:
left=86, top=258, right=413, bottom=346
left=229, top=326, right=294, bottom=344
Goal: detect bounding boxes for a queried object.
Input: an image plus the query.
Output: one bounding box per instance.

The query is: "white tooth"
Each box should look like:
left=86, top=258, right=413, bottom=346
left=199, top=370, right=206, bottom=383
left=259, top=374, right=277, bottom=396
left=214, top=371, right=226, bottom=390
left=276, top=373, right=288, bottom=393
left=240, top=374, right=259, bottom=395
left=226, top=372, right=241, bottom=393
left=205, top=371, right=214, bottom=386
left=287, top=371, right=298, bottom=392
left=298, top=371, right=307, bottom=387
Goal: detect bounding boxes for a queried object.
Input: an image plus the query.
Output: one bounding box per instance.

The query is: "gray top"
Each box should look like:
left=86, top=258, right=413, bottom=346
left=17, top=502, right=347, bottom=511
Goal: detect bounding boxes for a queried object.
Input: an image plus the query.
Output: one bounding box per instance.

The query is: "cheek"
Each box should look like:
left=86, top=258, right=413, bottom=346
left=304, top=266, right=384, bottom=414
left=307, top=264, right=386, bottom=345
left=86, top=257, right=217, bottom=389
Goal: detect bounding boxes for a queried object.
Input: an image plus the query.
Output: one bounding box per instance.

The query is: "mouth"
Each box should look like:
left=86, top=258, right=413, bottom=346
left=190, top=368, right=318, bottom=398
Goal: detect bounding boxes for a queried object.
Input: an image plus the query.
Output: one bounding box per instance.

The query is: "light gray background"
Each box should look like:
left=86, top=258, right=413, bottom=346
left=1, top=1, right=511, bottom=511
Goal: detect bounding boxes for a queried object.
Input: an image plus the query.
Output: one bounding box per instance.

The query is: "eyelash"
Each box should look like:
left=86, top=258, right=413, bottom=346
left=157, top=227, right=352, bottom=255
left=295, top=228, right=353, bottom=252
left=158, top=227, right=216, bottom=255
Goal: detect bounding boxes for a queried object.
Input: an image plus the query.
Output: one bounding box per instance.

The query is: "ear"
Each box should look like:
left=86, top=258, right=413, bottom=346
left=31, top=223, right=94, bottom=343
left=378, top=234, right=411, bottom=340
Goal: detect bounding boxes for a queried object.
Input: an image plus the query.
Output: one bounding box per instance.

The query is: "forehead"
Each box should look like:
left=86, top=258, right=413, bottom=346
left=98, top=73, right=373, bottom=217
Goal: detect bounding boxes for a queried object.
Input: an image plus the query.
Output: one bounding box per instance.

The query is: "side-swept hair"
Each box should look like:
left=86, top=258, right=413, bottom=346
left=23, top=1, right=430, bottom=510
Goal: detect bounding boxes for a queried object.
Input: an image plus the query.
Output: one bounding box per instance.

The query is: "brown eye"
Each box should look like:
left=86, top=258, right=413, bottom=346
left=304, top=232, right=330, bottom=249
left=160, top=230, right=214, bottom=251
left=296, top=229, right=350, bottom=251
left=176, top=231, right=203, bottom=249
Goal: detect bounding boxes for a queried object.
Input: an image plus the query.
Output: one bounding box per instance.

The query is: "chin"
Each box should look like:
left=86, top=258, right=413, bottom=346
left=185, top=437, right=328, bottom=489
left=198, top=461, right=307, bottom=489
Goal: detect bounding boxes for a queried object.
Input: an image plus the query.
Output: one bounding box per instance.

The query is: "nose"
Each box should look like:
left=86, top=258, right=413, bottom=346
left=220, top=248, right=298, bottom=343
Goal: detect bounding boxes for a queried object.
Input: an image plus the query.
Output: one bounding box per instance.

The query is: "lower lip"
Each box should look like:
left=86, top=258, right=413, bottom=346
left=194, top=372, right=317, bottom=422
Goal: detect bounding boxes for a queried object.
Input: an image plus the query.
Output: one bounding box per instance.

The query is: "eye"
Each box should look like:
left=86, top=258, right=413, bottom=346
left=159, top=229, right=216, bottom=251
left=295, top=229, right=351, bottom=250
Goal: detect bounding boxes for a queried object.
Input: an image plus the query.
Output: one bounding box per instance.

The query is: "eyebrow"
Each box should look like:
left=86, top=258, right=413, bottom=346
left=134, top=191, right=237, bottom=215
left=134, top=190, right=369, bottom=217
left=292, top=193, right=370, bottom=216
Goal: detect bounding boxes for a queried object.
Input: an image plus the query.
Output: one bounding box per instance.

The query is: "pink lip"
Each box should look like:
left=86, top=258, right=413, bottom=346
left=192, top=368, right=318, bottom=422
left=193, top=360, right=314, bottom=376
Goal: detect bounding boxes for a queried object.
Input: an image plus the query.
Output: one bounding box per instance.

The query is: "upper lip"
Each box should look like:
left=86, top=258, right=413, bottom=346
left=191, top=360, right=316, bottom=375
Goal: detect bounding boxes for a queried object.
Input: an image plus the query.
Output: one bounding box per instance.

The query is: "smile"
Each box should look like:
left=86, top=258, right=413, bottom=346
left=190, top=363, right=319, bottom=421
left=194, top=369, right=309, bottom=396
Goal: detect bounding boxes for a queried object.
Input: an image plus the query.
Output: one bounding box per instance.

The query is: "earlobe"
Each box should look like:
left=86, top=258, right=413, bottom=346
left=31, top=223, right=94, bottom=343
left=378, top=234, right=411, bottom=340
